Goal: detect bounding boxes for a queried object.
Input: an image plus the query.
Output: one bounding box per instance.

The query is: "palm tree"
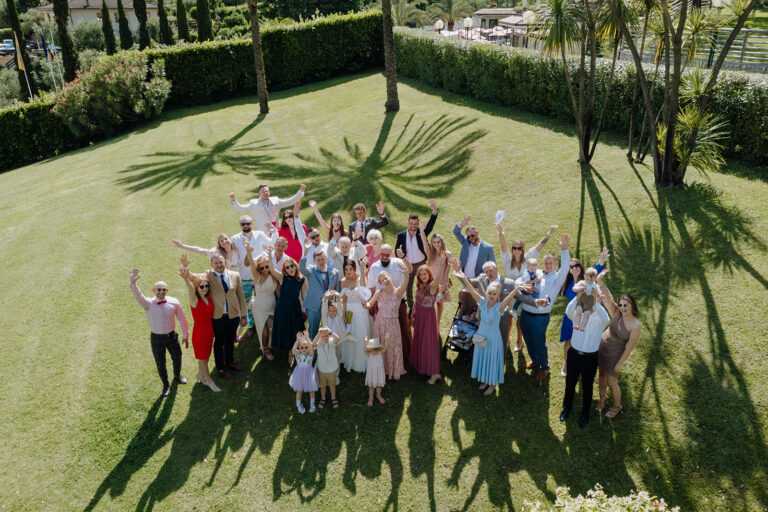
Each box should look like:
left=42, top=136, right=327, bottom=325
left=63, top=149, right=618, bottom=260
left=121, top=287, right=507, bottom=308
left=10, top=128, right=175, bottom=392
left=382, top=0, right=400, bottom=111
left=133, top=0, right=150, bottom=49
left=428, top=0, right=472, bottom=31
left=246, top=0, right=268, bottom=114
left=52, top=0, right=78, bottom=81
left=101, top=0, right=117, bottom=55
left=176, top=0, right=190, bottom=41
left=117, top=0, right=133, bottom=50
left=392, top=0, right=428, bottom=27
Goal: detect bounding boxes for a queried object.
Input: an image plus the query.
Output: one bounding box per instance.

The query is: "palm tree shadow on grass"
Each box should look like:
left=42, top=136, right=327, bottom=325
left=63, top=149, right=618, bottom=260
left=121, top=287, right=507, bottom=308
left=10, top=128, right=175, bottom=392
left=115, top=115, right=279, bottom=194
left=259, top=112, right=488, bottom=218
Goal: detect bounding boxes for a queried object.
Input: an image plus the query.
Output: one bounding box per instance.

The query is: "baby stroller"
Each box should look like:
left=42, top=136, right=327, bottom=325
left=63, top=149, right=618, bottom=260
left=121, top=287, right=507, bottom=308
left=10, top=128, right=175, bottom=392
left=442, top=291, right=478, bottom=367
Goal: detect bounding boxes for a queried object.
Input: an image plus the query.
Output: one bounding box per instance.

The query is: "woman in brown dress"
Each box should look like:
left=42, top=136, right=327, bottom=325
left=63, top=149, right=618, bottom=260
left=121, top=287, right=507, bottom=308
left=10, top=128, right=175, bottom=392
left=596, top=270, right=642, bottom=418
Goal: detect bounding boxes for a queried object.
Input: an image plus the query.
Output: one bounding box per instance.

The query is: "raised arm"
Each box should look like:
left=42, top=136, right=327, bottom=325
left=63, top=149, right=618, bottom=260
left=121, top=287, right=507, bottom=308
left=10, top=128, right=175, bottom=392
left=533, top=225, right=558, bottom=253
left=369, top=201, right=389, bottom=230
left=494, top=223, right=508, bottom=254
left=264, top=247, right=284, bottom=283
left=453, top=217, right=469, bottom=245
left=228, top=192, right=252, bottom=213
left=308, top=200, right=330, bottom=234
left=365, top=289, right=382, bottom=309
left=272, top=184, right=306, bottom=210
left=177, top=265, right=198, bottom=307
left=424, top=200, right=438, bottom=236
left=129, top=268, right=150, bottom=310
left=596, top=269, right=618, bottom=316
left=595, top=247, right=609, bottom=272
left=551, top=235, right=571, bottom=291
left=394, top=264, right=410, bottom=299
left=453, top=270, right=483, bottom=303
left=500, top=284, right=523, bottom=310
left=171, top=239, right=211, bottom=256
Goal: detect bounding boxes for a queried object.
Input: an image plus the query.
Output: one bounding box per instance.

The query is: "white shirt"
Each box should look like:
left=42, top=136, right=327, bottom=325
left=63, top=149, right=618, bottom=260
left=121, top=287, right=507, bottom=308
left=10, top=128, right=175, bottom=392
left=315, top=340, right=340, bottom=373
left=518, top=249, right=570, bottom=314
left=465, top=243, right=481, bottom=279
left=272, top=252, right=288, bottom=271
left=369, top=258, right=407, bottom=290
left=213, top=271, right=231, bottom=314
left=305, top=240, right=329, bottom=266
left=231, top=230, right=277, bottom=281
left=565, top=298, right=610, bottom=352
left=231, top=189, right=305, bottom=229
left=405, top=231, right=425, bottom=264
left=501, top=246, right=540, bottom=280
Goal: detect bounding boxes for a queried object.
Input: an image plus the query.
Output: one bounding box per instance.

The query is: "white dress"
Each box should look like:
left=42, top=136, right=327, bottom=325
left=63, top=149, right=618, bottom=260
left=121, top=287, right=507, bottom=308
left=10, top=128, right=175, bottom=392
left=340, top=286, right=371, bottom=373
left=249, top=277, right=277, bottom=339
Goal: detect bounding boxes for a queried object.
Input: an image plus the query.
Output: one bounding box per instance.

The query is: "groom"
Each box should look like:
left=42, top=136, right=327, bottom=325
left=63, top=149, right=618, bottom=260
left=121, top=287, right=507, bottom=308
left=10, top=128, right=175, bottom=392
left=299, top=251, right=341, bottom=339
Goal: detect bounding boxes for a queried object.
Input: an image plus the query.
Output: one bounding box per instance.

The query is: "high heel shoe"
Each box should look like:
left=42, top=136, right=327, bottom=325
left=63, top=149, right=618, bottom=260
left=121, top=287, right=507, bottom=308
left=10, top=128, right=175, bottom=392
left=196, top=373, right=204, bottom=384
left=207, top=379, right=222, bottom=392
left=605, top=405, right=623, bottom=419
left=595, top=394, right=607, bottom=412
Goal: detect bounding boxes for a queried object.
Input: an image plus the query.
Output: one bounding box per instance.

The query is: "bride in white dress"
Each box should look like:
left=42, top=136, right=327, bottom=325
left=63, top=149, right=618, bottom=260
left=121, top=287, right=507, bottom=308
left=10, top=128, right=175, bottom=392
left=340, top=259, right=371, bottom=373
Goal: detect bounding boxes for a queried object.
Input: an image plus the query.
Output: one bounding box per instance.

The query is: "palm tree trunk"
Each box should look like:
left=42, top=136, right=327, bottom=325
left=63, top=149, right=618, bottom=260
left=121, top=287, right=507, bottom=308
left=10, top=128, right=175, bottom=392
left=561, top=46, right=585, bottom=162
left=589, top=34, right=621, bottom=160
left=247, top=0, right=269, bottom=114
left=627, top=13, right=649, bottom=159
left=382, top=0, right=400, bottom=112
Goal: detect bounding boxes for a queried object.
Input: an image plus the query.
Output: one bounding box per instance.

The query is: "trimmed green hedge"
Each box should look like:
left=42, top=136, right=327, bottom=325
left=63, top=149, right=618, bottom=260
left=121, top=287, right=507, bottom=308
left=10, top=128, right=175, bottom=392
left=393, top=28, right=768, bottom=164
left=0, top=11, right=383, bottom=172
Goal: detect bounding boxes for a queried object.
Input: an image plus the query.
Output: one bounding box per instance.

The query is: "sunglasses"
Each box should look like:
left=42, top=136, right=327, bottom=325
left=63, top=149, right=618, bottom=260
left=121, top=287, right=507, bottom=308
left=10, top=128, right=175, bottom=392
left=332, top=219, right=342, bottom=225
left=467, top=234, right=477, bottom=239
left=199, top=284, right=210, bottom=289
left=512, top=246, right=523, bottom=250
left=310, top=234, right=320, bottom=239
left=241, top=222, right=251, bottom=226
left=570, top=264, right=582, bottom=269
left=286, top=264, right=296, bottom=269
left=619, top=303, right=630, bottom=308
left=257, top=266, right=267, bottom=271
left=156, top=288, right=167, bottom=292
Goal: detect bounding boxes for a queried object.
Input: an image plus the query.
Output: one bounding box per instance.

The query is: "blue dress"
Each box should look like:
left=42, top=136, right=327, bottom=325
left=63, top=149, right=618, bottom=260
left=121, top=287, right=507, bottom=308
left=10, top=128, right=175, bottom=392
left=559, top=263, right=604, bottom=341
left=471, top=298, right=505, bottom=386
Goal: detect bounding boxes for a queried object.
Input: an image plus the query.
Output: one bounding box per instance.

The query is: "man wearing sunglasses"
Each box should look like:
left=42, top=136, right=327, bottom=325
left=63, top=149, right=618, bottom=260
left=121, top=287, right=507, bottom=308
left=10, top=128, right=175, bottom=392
left=452, top=215, right=496, bottom=279
left=130, top=268, right=189, bottom=397
left=229, top=183, right=306, bottom=229
left=304, top=227, right=329, bottom=266
left=231, top=215, right=277, bottom=338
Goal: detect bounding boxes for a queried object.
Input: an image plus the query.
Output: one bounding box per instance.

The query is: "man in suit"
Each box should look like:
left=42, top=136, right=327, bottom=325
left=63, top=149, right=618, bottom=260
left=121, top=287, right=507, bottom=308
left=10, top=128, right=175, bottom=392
left=229, top=184, right=306, bottom=229
left=349, top=201, right=388, bottom=243
left=182, top=253, right=247, bottom=381
left=396, top=199, right=438, bottom=310
left=299, top=251, right=341, bottom=338
left=452, top=215, right=496, bottom=278
left=452, top=260, right=544, bottom=352
left=327, top=236, right=367, bottom=272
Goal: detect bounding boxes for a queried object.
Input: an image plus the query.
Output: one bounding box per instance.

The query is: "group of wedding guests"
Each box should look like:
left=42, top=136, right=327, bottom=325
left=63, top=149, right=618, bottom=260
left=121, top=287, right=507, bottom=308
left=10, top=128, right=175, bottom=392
left=130, top=183, right=641, bottom=426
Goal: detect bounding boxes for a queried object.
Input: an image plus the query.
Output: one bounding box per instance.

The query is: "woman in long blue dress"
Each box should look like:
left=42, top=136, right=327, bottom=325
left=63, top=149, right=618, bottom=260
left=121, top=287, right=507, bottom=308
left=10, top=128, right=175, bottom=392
left=265, top=246, right=307, bottom=362
left=454, top=270, right=524, bottom=396
left=558, top=248, right=609, bottom=376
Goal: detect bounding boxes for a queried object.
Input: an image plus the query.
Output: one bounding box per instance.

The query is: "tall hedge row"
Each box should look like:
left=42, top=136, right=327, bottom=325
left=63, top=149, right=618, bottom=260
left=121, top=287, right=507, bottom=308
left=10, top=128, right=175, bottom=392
left=0, top=11, right=383, bottom=172
left=394, top=28, right=768, bottom=164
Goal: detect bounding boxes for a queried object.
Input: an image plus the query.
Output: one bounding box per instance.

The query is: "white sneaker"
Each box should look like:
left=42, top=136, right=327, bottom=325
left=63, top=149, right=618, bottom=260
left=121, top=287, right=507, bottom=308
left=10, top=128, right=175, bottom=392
left=297, top=403, right=306, bottom=414
left=309, top=403, right=316, bottom=413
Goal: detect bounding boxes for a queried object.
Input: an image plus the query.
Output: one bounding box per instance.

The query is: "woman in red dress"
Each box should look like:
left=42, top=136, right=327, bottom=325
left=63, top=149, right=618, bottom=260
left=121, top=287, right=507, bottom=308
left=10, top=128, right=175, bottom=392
left=276, top=204, right=308, bottom=264
left=178, top=263, right=220, bottom=392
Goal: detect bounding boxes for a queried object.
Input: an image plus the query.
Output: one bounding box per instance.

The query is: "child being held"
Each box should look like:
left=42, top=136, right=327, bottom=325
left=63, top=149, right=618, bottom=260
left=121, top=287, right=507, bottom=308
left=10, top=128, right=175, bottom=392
left=512, top=258, right=545, bottom=316
left=289, top=331, right=319, bottom=414
left=572, top=267, right=603, bottom=332
left=314, top=327, right=341, bottom=409
left=364, top=334, right=389, bottom=407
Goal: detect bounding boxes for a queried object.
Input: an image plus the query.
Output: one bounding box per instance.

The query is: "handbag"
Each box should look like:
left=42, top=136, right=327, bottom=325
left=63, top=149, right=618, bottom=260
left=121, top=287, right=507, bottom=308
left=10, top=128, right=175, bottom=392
left=472, top=334, right=487, bottom=347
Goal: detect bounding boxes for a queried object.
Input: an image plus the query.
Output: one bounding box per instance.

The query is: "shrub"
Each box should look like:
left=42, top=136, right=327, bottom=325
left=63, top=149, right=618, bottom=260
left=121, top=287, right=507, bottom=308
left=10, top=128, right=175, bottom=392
left=78, top=49, right=106, bottom=71
left=394, top=28, right=768, bottom=164
left=524, top=484, right=679, bottom=511
left=51, top=51, right=171, bottom=137
left=72, top=19, right=105, bottom=51
left=0, top=68, right=22, bottom=108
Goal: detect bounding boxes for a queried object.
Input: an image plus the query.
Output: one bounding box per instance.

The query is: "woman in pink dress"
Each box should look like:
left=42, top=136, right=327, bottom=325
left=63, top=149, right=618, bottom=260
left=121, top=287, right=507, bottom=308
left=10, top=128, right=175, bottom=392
left=411, top=263, right=445, bottom=384
left=275, top=204, right=308, bottom=264
left=418, top=225, right=452, bottom=325
left=365, top=264, right=409, bottom=380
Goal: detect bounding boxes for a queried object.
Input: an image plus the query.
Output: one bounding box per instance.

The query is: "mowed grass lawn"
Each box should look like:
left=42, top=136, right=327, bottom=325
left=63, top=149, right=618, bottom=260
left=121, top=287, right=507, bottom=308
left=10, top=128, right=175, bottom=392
left=1, top=72, right=767, bottom=512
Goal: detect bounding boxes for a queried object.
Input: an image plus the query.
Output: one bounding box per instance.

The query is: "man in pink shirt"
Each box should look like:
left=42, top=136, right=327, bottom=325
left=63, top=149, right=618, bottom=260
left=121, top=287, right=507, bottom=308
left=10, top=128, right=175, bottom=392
left=130, top=268, right=189, bottom=397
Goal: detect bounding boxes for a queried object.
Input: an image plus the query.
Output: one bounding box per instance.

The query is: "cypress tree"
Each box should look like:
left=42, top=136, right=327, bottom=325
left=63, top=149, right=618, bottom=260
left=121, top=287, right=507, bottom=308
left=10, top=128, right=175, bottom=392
left=101, top=0, right=117, bottom=54
left=116, top=0, right=133, bottom=50
left=133, top=0, right=150, bottom=49
left=195, top=0, right=212, bottom=41
left=52, top=0, right=79, bottom=82
left=5, top=0, right=38, bottom=97
left=175, top=0, right=190, bottom=41
left=157, top=0, right=174, bottom=44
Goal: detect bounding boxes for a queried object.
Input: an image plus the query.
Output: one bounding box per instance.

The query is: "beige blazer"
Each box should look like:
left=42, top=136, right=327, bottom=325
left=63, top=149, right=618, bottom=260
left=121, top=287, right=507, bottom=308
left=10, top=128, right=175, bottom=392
left=192, top=269, right=247, bottom=320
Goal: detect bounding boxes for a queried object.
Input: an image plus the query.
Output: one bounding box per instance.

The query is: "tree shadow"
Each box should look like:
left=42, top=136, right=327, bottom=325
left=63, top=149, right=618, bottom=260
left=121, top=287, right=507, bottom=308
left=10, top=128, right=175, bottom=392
left=406, top=377, right=442, bottom=512
left=83, top=393, right=177, bottom=511
left=115, top=114, right=278, bottom=194
left=257, top=112, right=488, bottom=222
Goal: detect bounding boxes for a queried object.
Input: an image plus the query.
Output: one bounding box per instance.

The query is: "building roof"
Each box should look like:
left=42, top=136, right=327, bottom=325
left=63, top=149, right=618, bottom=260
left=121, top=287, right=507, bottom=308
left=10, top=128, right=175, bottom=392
left=473, top=8, right=519, bottom=16
left=499, top=15, right=525, bottom=25
left=38, top=0, right=157, bottom=10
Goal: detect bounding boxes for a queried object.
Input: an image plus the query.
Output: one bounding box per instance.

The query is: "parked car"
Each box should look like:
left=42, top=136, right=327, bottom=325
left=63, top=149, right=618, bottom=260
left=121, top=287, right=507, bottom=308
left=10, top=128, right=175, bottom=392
left=0, top=43, right=14, bottom=56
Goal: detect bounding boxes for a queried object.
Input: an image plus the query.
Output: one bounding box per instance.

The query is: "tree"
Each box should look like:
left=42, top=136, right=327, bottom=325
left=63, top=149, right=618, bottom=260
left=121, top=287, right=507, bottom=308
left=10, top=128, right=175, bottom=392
left=176, top=0, right=190, bottom=41
left=101, top=0, right=117, bottom=54
left=382, top=0, right=400, bottom=111
left=196, top=0, right=213, bottom=41
left=116, top=0, right=133, bottom=49
left=157, top=0, right=174, bottom=44
left=52, top=0, right=78, bottom=81
left=609, top=0, right=760, bottom=185
left=428, top=0, right=471, bottom=31
left=246, top=0, right=268, bottom=114
left=133, top=0, right=150, bottom=49
left=5, top=0, right=38, bottom=97
left=392, top=0, right=428, bottom=26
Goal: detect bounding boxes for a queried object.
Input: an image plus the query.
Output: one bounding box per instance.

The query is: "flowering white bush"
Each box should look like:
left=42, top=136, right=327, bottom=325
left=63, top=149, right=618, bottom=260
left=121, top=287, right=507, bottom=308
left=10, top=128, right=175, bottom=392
left=524, top=484, right=679, bottom=512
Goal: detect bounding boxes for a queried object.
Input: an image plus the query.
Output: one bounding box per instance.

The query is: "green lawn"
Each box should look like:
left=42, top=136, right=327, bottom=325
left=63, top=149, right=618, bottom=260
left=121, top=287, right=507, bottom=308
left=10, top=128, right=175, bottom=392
left=1, top=72, right=767, bottom=511
left=745, top=7, right=768, bottom=29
